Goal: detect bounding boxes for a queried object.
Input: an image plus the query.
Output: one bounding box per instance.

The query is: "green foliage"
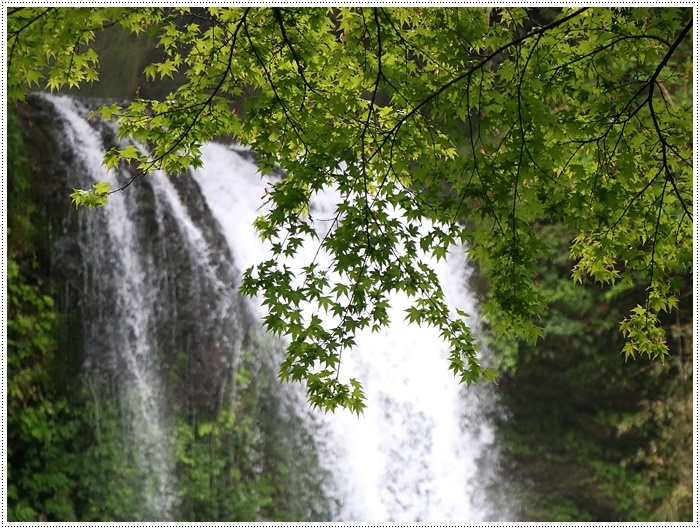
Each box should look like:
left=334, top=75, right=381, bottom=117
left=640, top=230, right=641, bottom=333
left=174, top=408, right=275, bottom=521
left=67, top=393, right=146, bottom=521
left=7, top=258, right=76, bottom=522
left=7, top=7, right=693, bottom=410
left=70, top=182, right=112, bottom=208
left=500, top=356, right=692, bottom=521
left=492, top=223, right=693, bottom=522
left=7, top=109, right=76, bottom=521
left=8, top=256, right=152, bottom=523
left=173, top=346, right=338, bottom=521
left=171, top=359, right=277, bottom=521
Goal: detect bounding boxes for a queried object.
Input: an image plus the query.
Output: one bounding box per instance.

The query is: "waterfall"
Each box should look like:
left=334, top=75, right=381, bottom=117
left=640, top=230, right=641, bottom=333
left=194, top=143, right=506, bottom=522
left=38, top=94, right=508, bottom=522
left=45, top=95, right=177, bottom=519
left=45, top=95, right=248, bottom=520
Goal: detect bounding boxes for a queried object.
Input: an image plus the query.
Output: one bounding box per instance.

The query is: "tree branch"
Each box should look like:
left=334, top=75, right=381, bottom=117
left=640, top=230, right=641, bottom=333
left=109, top=8, right=250, bottom=195
left=374, top=7, right=591, bottom=161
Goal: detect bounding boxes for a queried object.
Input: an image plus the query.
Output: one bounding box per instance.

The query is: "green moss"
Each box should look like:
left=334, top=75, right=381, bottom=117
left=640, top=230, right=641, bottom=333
left=8, top=111, right=35, bottom=257
left=174, top=339, right=337, bottom=521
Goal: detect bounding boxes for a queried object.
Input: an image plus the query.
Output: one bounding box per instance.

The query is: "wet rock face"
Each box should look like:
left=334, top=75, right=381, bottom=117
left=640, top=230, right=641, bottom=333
left=17, top=94, right=252, bottom=419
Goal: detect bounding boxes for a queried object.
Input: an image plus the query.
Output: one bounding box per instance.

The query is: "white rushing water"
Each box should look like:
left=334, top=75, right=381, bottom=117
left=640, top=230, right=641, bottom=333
left=43, top=94, right=504, bottom=522
left=194, top=143, right=500, bottom=522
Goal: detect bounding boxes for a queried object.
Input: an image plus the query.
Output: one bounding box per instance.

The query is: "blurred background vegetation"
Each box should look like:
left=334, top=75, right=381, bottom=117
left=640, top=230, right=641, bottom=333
left=485, top=222, right=692, bottom=521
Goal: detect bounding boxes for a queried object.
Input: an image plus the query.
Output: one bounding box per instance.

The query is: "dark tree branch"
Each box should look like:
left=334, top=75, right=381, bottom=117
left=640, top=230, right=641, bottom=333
left=646, top=23, right=693, bottom=214
left=109, top=9, right=250, bottom=195
left=243, top=10, right=309, bottom=155
left=645, top=179, right=669, bottom=316
left=547, top=34, right=674, bottom=77
left=273, top=8, right=318, bottom=96
left=366, top=7, right=590, bottom=169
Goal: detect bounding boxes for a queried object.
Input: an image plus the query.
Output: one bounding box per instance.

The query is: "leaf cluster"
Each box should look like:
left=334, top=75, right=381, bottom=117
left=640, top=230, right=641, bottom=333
left=8, top=7, right=693, bottom=410
left=491, top=222, right=692, bottom=521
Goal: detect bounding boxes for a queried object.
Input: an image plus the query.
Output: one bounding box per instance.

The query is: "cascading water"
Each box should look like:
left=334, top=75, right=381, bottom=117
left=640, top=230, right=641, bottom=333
left=194, top=143, right=506, bottom=522
left=44, top=94, right=249, bottom=520
left=46, top=95, right=177, bottom=519
left=37, top=93, right=509, bottom=522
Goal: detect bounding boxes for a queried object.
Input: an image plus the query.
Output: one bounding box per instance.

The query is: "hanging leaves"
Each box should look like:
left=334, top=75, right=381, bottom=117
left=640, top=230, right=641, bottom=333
left=8, top=7, right=692, bottom=410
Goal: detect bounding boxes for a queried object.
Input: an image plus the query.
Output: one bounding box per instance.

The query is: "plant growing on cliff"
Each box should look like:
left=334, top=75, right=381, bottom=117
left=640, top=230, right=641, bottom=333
left=7, top=7, right=693, bottom=412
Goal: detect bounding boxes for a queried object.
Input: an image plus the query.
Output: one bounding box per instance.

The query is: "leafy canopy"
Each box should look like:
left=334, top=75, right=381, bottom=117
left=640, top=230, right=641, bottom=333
left=7, top=7, right=693, bottom=413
